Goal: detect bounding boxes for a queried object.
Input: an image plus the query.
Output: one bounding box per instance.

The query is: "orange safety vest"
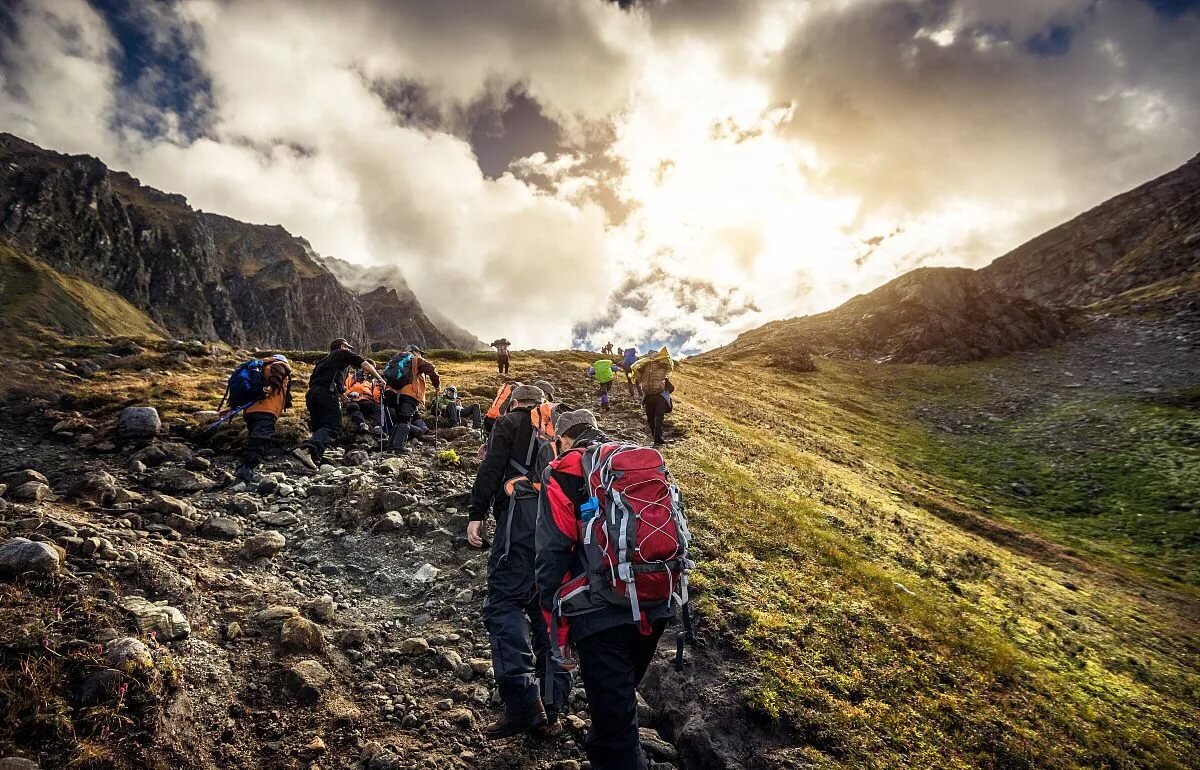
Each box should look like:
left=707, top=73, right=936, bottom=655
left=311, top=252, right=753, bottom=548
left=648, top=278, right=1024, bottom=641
left=486, top=382, right=515, bottom=420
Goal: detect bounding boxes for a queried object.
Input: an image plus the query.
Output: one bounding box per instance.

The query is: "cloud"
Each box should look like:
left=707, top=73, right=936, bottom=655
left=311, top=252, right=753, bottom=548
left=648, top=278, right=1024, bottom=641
left=1, top=0, right=1198, bottom=354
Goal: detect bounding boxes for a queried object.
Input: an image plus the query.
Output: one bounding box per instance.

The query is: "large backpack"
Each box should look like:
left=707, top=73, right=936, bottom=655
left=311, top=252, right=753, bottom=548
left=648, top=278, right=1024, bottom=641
left=504, top=402, right=560, bottom=497
left=553, top=443, right=692, bottom=624
left=382, top=352, right=414, bottom=390
left=222, top=359, right=267, bottom=410
left=486, top=382, right=516, bottom=420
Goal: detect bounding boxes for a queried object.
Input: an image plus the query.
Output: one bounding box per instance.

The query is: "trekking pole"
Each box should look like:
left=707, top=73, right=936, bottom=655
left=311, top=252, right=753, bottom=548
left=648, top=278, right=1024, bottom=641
left=674, top=602, right=696, bottom=673
left=431, top=388, right=440, bottom=479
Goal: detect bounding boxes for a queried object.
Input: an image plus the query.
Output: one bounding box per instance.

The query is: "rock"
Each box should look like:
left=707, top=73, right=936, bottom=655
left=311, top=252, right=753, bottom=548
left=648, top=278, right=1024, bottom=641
left=411, top=563, right=438, bottom=584
left=257, top=478, right=280, bottom=496
left=65, top=471, right=119, bottom=505
left=334, top=628, right=369, bottom=647
left=639, top=728, right=678, bottom=762
left=0, top=758, right=40, bottom=770
left=1, top=470, right=48, bottom=487
left=242, top=531, right=286, bottom=559
left=397, top=467, right=426, bottom=484
left=398, top=637, right=430, bottom=656
left=305, top=736, right=326, bottom=754
left=184, top=456, right=211, bottom=471
left=547, top=761, right=582, bottom=770
left=255, top=605, right=301, bottom=630
left=566, top=714, right=587, bottom=731
left=303, top=594, right=336, bottom=623
left=1011, top=482, right=1034, bottom=496
left=307, top=484, right=344, bottom=498
left=0, top=538, right=64, bottom=578
left=153, top=468, right=214, bottom=495
left=146, top=493, right=192, bottom=517
left=344, top=450, right=369, bottom=466
left=199, top=516, right=243, bottom=539
left=258, top=510, right=298, bottom=527
left=446, top=708, right=474, bottom=727
left=104, top=637, right=154, bottom=674
left=375, top=489, right=416, bottom=512
left=371, top=511, right=406, bottom=534
left=117, top=407, right=161, bottom=439
left=119, top=596, right=190, bottom=640
left=281, top=616, right=325, bottom=651
left=9, top=482, right=50, bottom=503
left=283, top=659, right=331, bottom=705
left=228, top=496, right=260, bottom=516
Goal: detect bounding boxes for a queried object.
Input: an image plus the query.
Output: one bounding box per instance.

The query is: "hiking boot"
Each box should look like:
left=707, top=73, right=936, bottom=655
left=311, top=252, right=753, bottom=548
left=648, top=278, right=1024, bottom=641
left=291, top=447, right=318, bottom=470
left=484, top=707, right=547, bottom=740
left=356, top=422, right=370, bottom=434
left=371, top=425, right=385, bottom=438
left=534, top=708, right=562, bottom=736
left=233, top=464, right=260, bottom=485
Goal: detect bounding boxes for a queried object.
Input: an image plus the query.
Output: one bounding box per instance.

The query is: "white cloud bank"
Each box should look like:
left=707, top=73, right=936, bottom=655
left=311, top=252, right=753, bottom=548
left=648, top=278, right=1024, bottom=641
left=1, top=0, right=1198, bottom=352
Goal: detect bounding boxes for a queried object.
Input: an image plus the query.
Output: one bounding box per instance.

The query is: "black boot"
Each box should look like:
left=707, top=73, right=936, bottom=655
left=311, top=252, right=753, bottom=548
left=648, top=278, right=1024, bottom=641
left=484, top=706, right=548, bottom=740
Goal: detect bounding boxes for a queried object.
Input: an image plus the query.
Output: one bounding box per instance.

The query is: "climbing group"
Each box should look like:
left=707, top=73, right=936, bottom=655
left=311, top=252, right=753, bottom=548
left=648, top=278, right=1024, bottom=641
left=214, top=336, right=693, bottom=769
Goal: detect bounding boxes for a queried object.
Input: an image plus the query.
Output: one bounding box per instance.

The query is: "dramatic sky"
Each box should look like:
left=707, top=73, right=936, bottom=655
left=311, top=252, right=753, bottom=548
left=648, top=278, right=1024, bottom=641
left=2, top=0, right=1199, bottom=351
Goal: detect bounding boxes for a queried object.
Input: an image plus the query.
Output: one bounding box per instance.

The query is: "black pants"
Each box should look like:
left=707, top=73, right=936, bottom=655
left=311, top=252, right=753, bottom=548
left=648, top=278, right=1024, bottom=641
left=384, top=393, right=422, bottom=451
left=575, top=621, right=667, bottom=770
left=444, top=402, right=483, bottom=428
left=301, top=389, right=341, bottom=463
left=498, top=356, right=510, bottom=374
left=643, top=393, right=668, bottom=444
left=345, top=399, right=381, bottom=429
left=241, top=412, right=276, bottom=469
left=482, top=495, right=570, bottom=715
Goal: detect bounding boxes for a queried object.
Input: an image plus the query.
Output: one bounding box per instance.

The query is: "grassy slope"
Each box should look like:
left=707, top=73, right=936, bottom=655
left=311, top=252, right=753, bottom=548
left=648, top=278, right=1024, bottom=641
left=664, top=357, right=1198, bottom=768
left=0, top=244, right=162, bottom=348
left=11, top=344, right=1197, bottom=768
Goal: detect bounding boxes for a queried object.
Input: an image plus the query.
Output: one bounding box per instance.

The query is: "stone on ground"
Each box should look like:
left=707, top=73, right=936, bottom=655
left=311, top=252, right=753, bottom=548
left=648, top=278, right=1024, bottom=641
left=0, top=538, right=64, bottom=578
left=117, top=406, right=161, bottom=439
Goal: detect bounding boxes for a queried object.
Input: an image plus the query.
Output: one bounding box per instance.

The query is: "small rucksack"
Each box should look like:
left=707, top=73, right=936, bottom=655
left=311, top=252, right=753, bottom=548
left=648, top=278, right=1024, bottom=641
left=222, top=359, right=267, bottom=410
left=382, top=352, right=414, bottom=390
left=553, top=443, right=693, bottom=623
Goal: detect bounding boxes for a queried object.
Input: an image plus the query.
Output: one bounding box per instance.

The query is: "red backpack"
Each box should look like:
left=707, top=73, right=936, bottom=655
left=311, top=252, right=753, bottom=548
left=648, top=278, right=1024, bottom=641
left=554, top=443, right=693, bottom=623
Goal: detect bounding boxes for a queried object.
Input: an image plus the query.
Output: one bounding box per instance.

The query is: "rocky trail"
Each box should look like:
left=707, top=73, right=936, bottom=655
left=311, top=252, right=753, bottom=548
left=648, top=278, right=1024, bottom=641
left=0, top=361, right=691, bottom=770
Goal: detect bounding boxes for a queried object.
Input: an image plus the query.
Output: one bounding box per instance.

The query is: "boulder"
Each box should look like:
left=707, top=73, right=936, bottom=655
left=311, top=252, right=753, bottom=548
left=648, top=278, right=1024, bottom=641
left=65, top=471, right=119, bottom=506
left=119, top=596, right=190, bottom=641
left=258, top=510, right=299, bottom=527
left=199, top=516, right=243, bottom=540
left=280, top=616, right=325, bottom=652
left=117, top=407, right=161, bottom=439
left=0, top=757, right=42, bottom=770
left=303, top=594, right=336, bottom=623
left=398, top=637, right=430, bottom=656
left=0, top=470, right=47, bottom=487
left=104, top=637, right=154, bottom=674
left=255, top=605, right=300, bottom=630
left=242, top=531, right=285, bottom=559
left=282, top=659, right=331, bottom=705
left=152, top=468, right=214, bottom=495
left=371, top=511, right=406, bottom=534
left=8, top=482, right=50, bottom=503
left=411, top=563, right=439, bottom=584
left=0, top=538, right=64, bottom=578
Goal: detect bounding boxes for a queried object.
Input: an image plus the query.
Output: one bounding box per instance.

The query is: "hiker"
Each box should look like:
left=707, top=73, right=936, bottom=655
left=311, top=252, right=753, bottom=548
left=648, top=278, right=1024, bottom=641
left=620, top=347, right=640, bottom=398
left=588, top=358, right=616, bottom=411
left=536, top=409, right=688, bottom=770
left=601, top=341, right=614, bottom=356
left=343, top=368, right=384, bottom=437
left=234, top=355, right=293, bottom=484
left=382, top=344, right=441, bottom=453
left=466, top=384, right=570, bottom=738
left=634, top=348, right=675, bottom=446
left=293, top=339, right=383, bottom=470
left=437, top=386, right=484, bottom=430
left=493, top=338, right=511, bottom=375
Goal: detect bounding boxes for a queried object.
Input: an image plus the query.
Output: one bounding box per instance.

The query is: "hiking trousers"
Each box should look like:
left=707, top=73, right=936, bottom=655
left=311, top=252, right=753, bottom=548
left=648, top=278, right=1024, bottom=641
left=575, top=620, right=668, bottom=770
left=643, top=392, right=668, bottom=444
left=444, top=402, right=483, bottom=429
left=301, top=389, right=341, bottom=463
left=346, top=400, right=381, bottom=429
left=482, top=495, right=570, bottom=715
left=498, top=355, right=510, bottom=374
left=384, top=393, right=421, bottom=451
left=241, top=412, right=276, bottom=469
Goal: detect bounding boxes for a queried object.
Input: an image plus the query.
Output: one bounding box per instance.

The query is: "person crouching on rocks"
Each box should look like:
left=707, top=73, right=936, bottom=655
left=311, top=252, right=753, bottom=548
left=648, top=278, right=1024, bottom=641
left=437, top=386, right=484, bottom=430
left=293, top=338, right=383, bottom=470
left=235, top=354, right=292, bottom=485
left=344, top=368, right=384, bottom=438
left=466, top=384, right=570, bottom=738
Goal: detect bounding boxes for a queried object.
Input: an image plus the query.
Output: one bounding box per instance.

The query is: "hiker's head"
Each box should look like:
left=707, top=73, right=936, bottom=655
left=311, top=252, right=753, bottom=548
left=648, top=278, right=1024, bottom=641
left=444, top=386, right=458, bottom=400
left=511, top=384, right=544, bottom=408
left=532, top=380, right=555, bottom=401
left=406, top=343, right=425, bottom=356
left=352, top=368, right=366, bottom=382
left=330, top=338, right=353, bottom=352
left=555, top=409, right=597, bottom=451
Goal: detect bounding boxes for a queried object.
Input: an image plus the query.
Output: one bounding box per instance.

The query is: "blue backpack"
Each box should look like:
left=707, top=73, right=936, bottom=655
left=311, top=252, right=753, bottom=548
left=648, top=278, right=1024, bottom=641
left=223, top=359, right=266, bottom=410
left=382, top=353, right=414, bottom=390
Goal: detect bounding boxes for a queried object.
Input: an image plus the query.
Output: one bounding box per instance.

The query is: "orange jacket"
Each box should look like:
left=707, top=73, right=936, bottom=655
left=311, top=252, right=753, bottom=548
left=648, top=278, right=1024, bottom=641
left=244, top=361, right=292, bottom=418
left=391, top=354, right=441, bottom=403
left=344, top=373, right=382, bottom=404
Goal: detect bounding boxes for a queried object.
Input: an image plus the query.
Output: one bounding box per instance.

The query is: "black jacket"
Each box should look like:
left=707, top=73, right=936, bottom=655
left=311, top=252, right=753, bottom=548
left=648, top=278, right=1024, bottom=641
left=468, top=406, right=536, bottom=521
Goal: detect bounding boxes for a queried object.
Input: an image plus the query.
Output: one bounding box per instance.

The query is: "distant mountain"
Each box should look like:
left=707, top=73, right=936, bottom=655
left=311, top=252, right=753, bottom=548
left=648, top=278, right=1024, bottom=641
left=708, top=151, right=1200, bottom=366
left=320, top=256, right=486, bottom=351
left=0, top=133, right=475, bottom=351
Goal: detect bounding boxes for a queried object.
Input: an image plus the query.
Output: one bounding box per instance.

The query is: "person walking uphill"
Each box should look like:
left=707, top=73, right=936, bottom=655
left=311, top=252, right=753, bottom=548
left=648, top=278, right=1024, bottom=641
left=536, top=409, right=687, bottom=770
left=234, top=355, right=292, bottom=484
left=466, top=384, right=569, bottom=738
left=633, top=347, right=676, bottom=446
left=383, top=344, right=441, bottom=453
left=588, top=358, right=616, bottom=411
left=492, top=338, right=511, bottom=375
left=293, top=339, right=383, bottom=470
